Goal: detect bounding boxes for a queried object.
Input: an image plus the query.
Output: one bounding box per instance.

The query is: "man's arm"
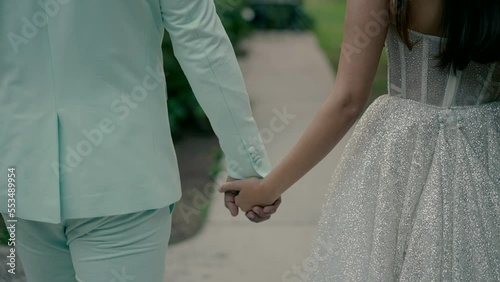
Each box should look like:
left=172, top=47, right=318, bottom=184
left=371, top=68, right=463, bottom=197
left=160, top=0, right=270, bottom=180
left=159, top=0, right=281, bottom=221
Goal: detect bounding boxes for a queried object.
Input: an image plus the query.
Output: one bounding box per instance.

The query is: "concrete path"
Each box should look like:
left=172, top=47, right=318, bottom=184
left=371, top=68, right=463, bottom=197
left=165, top=31, right=354, bottom=282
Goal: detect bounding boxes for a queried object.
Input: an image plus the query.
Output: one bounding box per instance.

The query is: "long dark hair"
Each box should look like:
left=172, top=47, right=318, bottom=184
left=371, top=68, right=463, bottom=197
left=394, top=0, right=500, bottom=73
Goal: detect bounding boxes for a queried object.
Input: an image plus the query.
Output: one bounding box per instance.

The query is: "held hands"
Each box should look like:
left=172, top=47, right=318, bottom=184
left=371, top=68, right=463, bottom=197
left=220, top=176, right=282, bottom=223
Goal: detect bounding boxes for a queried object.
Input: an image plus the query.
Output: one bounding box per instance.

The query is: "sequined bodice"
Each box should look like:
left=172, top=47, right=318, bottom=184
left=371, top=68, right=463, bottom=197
left=386, top=24, right=500, bottom=107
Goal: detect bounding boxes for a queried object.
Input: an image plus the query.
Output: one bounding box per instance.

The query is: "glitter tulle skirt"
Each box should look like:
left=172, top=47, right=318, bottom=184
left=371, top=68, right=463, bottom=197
left=304, top=94, right=500, bottom=282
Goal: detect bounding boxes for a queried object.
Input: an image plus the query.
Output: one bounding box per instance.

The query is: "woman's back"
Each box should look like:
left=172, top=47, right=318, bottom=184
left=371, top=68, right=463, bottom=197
left=386, top=24, right=500, bottom=107
left=387, top=0, right=500, bottom=107
left=390, top=0, right=444, bottom=36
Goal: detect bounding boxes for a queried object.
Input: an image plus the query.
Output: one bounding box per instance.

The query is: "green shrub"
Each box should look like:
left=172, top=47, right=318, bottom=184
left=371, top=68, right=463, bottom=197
left=0, top=219, right=7, bottom=245
left=247, top=2, right=314, bottom=30
left=216, top=0, right=253, bottom=44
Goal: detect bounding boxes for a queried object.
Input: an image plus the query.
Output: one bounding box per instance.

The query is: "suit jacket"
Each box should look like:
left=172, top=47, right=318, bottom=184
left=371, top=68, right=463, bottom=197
left=0, top=0, right=271, bottom=224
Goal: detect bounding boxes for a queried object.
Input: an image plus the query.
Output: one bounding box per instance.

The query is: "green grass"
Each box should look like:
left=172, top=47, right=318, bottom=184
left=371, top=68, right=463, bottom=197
left=304, top=0, right=388, bottom=103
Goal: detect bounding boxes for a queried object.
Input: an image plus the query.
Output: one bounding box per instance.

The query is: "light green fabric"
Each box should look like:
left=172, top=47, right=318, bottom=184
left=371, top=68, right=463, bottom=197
left=0, top=0, right=271, bottom=224
left=1, top=205, right=173, bottom=282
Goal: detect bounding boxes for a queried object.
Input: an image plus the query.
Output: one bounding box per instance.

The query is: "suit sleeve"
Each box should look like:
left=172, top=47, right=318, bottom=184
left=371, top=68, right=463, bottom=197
left=160, top=0, right=271, bottom=179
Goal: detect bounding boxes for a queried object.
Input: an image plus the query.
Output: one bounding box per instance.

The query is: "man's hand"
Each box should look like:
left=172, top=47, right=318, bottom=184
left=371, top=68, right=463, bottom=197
left=224, top=176, right=281, bottom=223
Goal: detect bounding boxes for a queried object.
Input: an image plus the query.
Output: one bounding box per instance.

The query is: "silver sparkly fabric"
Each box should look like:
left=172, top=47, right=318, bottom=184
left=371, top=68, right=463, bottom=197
left=303, top=24, right=500, bottom=282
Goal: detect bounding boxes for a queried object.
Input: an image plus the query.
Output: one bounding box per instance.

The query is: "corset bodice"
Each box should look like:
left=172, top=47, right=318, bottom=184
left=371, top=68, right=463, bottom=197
left=386, top=24, right=500, bottom=107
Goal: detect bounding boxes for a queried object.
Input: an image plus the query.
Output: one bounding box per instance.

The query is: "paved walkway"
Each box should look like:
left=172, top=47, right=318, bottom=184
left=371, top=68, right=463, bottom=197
left=165, top=31, right=354, bottom=282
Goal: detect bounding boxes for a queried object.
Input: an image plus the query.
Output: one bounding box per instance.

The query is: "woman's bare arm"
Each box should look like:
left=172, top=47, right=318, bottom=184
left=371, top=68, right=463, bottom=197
left=220, top=0, right=391, bottom=211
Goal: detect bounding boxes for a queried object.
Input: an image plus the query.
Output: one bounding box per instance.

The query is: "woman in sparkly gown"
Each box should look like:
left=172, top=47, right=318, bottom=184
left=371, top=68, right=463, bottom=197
left=220, top=0, right=500, bottom=280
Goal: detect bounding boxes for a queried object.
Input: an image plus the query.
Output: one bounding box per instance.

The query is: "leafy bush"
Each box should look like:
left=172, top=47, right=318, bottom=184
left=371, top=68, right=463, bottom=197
left=247, top=2, right=314, bottom=30
left=0, top=219, right=7, bottom=245
left=216, top=0, right=254, bottom=44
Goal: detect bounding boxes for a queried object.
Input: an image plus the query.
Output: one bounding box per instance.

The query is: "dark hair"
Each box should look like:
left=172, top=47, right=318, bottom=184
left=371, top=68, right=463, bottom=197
left=394, top=0, right=500, bottom=73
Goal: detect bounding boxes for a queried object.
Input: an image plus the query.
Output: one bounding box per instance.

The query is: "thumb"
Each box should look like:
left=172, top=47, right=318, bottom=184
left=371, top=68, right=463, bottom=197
left=219, top=181, right=241, bottom=193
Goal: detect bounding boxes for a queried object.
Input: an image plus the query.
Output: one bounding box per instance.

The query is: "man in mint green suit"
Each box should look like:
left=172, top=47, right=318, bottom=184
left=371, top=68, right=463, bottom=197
left=0, top=0, right=279, bottom=281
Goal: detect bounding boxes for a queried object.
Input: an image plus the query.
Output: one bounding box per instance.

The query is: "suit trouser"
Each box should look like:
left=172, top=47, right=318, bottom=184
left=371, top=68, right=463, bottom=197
left=1, top=204, right=174, bottom=282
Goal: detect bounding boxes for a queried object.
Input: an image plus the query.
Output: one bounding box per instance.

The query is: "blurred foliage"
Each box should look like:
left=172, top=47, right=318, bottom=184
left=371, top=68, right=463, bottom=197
left=218, top=0, right=254, bottom=45
left=0, top=219, right=7, bottom=245
left=247, top=1, right=314, bottom=30
left=164, top=0, right=253, bottom=141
